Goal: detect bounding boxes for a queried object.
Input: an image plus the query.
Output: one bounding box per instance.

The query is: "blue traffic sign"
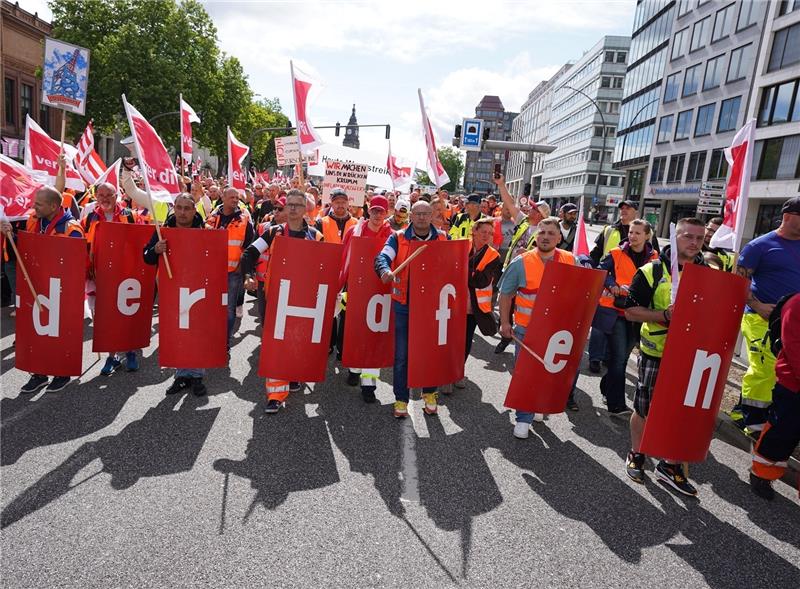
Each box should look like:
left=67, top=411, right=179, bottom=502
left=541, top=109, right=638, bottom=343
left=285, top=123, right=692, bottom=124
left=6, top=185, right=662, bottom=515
left=461, top=118, right=483, bottom=151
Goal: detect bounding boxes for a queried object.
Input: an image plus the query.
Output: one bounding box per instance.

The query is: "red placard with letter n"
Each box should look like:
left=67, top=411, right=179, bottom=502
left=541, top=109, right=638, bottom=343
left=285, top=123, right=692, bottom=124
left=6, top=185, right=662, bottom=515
left=408, top=239, right=469, bottom=387
left=15, top=232, right=87, bottom=376
left=640, top=264, right=748, bottom=463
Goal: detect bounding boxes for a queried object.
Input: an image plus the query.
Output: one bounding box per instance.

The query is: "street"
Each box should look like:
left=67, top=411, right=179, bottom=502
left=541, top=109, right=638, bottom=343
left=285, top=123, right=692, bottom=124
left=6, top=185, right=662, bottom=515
left=1, top=301, right=798, bottom=589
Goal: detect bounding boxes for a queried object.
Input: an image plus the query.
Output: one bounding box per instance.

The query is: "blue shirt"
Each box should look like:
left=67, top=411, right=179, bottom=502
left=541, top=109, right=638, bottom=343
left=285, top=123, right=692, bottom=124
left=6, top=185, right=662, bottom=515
left=738, top=231, right=800, bottom=310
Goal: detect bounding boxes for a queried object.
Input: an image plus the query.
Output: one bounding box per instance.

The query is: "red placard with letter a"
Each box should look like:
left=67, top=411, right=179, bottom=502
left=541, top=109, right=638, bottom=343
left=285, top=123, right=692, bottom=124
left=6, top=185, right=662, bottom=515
left=504, top=262, right=605, bottom=414
left=407, top=239, right=469, bottom=387
left=15, top=232, right=87, bottom=376
left=342, top=237, right=394, bottom=368
left=259, top=236, right=342, bottom=381
left=639, top=264, right=748, bottom=463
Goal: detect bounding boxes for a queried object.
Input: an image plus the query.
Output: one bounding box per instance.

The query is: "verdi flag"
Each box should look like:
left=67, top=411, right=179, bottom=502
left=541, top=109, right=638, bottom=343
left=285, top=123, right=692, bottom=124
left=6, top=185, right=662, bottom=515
left=180, top=95, right=201, bottom=164
left=24, top=114, right=85, bottom=191
left=0, top=155, right=45, bottom=219
left=227, top=127, right=249, bottom=194
left=290, top=60, right=324, bottom=152
left=418, top=89, right=449, bottom=189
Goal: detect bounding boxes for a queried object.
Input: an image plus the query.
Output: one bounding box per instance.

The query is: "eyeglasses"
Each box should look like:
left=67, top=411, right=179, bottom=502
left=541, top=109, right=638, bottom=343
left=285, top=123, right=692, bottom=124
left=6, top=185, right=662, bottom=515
left=285, top=203, right=305, bottom=209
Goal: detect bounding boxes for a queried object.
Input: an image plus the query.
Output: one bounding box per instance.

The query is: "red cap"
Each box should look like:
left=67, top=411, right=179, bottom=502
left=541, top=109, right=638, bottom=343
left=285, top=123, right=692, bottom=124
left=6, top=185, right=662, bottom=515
left=369, top=195, right=389, bottom=212
left=277, top=197, right=287, bottom=207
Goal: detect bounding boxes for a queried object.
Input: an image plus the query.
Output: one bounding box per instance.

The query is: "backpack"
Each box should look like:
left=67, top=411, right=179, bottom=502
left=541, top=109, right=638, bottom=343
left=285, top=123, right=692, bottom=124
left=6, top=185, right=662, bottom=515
left=768, top=293, right=797, bottom=355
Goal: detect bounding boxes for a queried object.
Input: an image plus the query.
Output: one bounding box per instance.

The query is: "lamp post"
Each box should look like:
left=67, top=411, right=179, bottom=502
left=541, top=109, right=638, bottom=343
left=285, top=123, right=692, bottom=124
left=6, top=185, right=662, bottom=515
left=561, top=84, right=607, bottom=208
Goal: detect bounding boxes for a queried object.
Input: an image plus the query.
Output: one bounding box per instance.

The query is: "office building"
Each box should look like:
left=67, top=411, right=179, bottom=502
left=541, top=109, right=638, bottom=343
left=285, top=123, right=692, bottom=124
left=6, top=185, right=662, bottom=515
left=463, top=95, right=517, bottom=194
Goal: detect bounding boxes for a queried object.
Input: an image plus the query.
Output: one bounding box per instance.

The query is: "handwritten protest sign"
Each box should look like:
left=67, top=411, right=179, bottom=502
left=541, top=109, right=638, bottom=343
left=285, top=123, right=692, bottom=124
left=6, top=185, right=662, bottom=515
left=322, top=159, right=368, bottom=206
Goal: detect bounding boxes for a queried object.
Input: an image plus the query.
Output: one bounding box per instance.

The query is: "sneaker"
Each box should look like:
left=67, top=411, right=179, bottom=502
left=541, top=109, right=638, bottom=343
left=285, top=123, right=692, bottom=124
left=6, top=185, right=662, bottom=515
left=566, top=397, right=579, bottom=412
left=440, top=384, right=453, bottom=395
left=589, top=360, right=602, bottom=374
left=125, top=351, right=139, bottom=372
left=513, top=422, right=530, bottom=439
left=393, top=401, right=408, bottom=418
left=625, top=451, right=646, bottom=484
left=100, top=356, right=122, bottom=376
left=749, top=472, right=775, bottom=501
left=608, top=405, right=633, bottom=416
left=656, top=461, right=698, bottom=497
left=494, top=338, right=510, bottom=354
left=166, top=377, right=190, bottom=395
left=46, top=376, right=70, bottom=393
left=346, top=371, right=360, bottom=386
left=264, top=399, right=284, bottom=414
left=235, top=305, right=244, bottom=318
left=9, top=309, right=16, bottom=318
left=20, top=374, right=49, bottom=394
left=191, top=378, right=207, bottom=397
left=289, top=382, right=302, bottom=392
left=361, top=386, right=376, bottom=404
left=454, top=378, right=467, bottom=389
left=533, top=413, right=545, bottom=422
left=422, top=392, right=438, bottom=416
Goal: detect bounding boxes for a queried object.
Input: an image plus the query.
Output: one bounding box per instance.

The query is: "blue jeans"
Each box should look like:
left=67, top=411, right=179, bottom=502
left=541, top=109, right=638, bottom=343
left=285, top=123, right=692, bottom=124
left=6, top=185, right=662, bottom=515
left=227, top=271, right=243, bottom=344
left=599, top=316, right=636, bottom=409
left=176, top=368, right=206, bottom=378
left=588, top=326, right=607, bottom=362
left=393, top=301, right=435, bottom=403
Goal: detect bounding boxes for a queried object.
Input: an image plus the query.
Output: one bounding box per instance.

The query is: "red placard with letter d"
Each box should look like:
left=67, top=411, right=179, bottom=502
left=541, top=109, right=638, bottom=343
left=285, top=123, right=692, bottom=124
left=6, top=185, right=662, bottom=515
left=259, top=236, right=342, bottom=381
left=408, top=239, right=469, bottom=387
left=342, top=237, right=394, bottom=368
left=640, top=264, right=748, bottom=463
left=15, top=232, right=87, bottom=376
left=504, top=262, right=605, bottom=414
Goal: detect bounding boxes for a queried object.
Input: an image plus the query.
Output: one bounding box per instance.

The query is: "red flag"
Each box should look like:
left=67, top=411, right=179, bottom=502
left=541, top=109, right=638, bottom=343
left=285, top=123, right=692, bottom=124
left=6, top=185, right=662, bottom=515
left=227, top=127, right=249, bottom=193
left=504, top=262, right=605, bottom=414
left=123, top=94, right=180, bottom=203
left=342, top=237, right=395, bottom=368
left=290, top=61, right=324, bottom=151
left=709, top=118, right=755, bottom=252
left=76, top=120, right=107, bottom=185
left=93, top=223, right=157, bottom=352
left=639, top=264, right=748, bottom=462
left=387, top=140, right=413, bottom=191
left=574, top=196, right=590, bottom=257
left=418, top=89, right=450, bottom=188
left=407, top=240, right=469, bottom=387
left=90, top=158, right=122, bottom=194
left=259, top=237, right=342, bottom=381
left=24, top=114, right=85, bottom=191
left=15, top=232, right=87, bottom=376
left=180, top=95, right=201, bottom=164
left=157, top=228, right=228, bottom=368
left=0, top=155, right=43, bottom=219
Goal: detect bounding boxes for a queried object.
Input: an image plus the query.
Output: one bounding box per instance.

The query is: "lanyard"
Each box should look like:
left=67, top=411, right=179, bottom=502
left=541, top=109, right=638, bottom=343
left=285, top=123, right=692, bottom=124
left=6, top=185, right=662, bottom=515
left=39, top=210, right=65, bottom=235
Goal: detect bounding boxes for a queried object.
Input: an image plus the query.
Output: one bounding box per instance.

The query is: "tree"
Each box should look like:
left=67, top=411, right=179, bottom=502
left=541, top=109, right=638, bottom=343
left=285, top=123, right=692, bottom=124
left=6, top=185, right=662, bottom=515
left=233, top=98, right=291, bottom=170
left=415, top=146, right=464, bottom=192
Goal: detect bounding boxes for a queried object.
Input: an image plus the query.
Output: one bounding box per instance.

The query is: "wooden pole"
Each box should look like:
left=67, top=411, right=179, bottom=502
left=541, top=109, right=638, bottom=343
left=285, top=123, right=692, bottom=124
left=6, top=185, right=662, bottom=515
left=510, top=334, right=546, bottom=367
left=145, top=190, right=173, bottom=279
left=392, top=244, right=428, bottom=276
left=4, top=234, right=43, bottom=313
left=59, top=110, right=66, bottom=152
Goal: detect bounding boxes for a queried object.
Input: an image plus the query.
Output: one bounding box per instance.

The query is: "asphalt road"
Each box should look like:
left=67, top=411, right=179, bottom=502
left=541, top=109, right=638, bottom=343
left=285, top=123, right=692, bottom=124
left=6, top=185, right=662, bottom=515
left=1, top=285, right=798, bottom=588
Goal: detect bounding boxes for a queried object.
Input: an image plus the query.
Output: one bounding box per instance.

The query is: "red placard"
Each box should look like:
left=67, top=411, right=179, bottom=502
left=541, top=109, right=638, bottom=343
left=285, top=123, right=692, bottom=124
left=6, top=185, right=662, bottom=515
left=342, top=237, right=394, bottom=368
left=93, top=223, right=157, bottom=352
left=504, top=262, right=605, bottom=414
left=407, top=240, right=469, bottom=387
left=15, top=232, right=87, bottom=376
left=639, top=264, right=748, bottom=462
left=259, top=236, right=342, bottom=381
left=157, top=228, right=228, bottom=368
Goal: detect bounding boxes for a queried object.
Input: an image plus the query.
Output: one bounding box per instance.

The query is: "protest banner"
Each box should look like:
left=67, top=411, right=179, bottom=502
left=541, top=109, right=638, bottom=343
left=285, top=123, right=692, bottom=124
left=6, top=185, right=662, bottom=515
left=322, top=159, right=368, bottom=206
left=41, top=37, right=90, bottom=116
left=24, top=115, right=85, bottom=191
left=0, top=156, right=45, bottom=219
left=275, top=136, right=301, bottom=167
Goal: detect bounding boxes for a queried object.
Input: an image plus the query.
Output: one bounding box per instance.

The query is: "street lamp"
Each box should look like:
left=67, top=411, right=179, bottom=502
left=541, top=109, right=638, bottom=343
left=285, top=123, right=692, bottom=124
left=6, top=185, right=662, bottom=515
left=561, top=84, right=607, bottom=208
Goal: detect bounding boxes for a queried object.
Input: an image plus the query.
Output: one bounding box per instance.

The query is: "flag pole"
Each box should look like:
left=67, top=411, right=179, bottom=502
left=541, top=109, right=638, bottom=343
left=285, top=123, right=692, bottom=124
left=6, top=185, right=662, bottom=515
left=289, top=61, right=307, bottom=192
left=2, top=230, right=43, bottom=313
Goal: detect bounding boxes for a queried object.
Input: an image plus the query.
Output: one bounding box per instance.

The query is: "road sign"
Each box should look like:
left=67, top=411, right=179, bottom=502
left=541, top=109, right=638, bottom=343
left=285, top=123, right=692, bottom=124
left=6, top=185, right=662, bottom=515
left=461, top=118, right=483, bottom=152
left=698, top=197, right=725, bottom=207
left=697, top=205, right=723, bottom=215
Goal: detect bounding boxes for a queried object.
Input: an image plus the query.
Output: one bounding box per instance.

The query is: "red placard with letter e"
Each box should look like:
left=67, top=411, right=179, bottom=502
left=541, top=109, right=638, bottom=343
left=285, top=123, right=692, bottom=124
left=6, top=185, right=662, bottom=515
left=158, top=228, right=228, bottom=368
left=342, top=237, right=394, bottom=368
left=639, top=264, right=748, bottom=463
left=15, top=232, right=87, bottom=376
left=259, top=236, right=342, bottom=381
left=504, top=262, right=605, bottom=414
left=407, top=239, right=469, bottom=387
left=93, top=222, right=157, bottom=352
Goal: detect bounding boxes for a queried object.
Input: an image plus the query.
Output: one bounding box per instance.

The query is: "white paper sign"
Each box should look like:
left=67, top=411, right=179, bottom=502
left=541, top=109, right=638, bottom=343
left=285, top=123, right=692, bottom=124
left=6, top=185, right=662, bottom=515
left=322, top=159, right=368, bottom=206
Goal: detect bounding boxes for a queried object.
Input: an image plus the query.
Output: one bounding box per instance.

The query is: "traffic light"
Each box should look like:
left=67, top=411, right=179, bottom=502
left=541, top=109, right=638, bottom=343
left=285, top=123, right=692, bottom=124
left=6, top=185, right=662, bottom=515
left=385, top=124, right=391, bottom=139
left=482, top=127, right=490, bottom=141
left=335, top=122, right=341, bottom=136
left=454, top=124, right=462, bottom=139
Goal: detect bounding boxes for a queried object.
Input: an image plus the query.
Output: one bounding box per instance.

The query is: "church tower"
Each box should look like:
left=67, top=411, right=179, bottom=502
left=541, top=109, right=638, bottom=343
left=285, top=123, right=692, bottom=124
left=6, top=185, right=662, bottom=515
left=343, top=104, right=360, bottom=149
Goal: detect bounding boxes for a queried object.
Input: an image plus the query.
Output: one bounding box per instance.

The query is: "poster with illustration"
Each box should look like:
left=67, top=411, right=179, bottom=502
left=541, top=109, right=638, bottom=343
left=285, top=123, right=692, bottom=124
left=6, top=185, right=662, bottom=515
left=41, top=37, right=91, bottom=115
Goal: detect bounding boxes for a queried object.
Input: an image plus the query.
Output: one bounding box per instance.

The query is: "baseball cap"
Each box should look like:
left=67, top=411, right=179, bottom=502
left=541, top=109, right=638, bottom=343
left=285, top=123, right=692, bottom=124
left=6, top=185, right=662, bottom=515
left=618, top=199, right=638, bottom=209
left=560, top=202, right=578, bottom=213
left=330, top=188, right=348, bottom=201
left=369, top=195, right=389, bottom=212
left=466, top=193, right=482, bottom=205
left=396, top=199, right=410, bottom=213
left=781, top=196, right=800, bottom=214
left=276, top=197, right=287, bottom=207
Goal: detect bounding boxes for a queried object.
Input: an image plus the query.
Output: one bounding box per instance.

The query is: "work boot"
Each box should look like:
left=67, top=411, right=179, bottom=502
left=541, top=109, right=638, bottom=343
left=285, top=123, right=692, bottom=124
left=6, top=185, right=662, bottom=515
left=361, top=386, right=376, bottom=404
left=191, top=377, right=207, bottom=397
left=125, top=351, right=139, bottom=372
left=749, top=472, right=775, bottom=501
left=346, top=371, right=360, bottom=386
left=166, top=377, right=190, bottom=395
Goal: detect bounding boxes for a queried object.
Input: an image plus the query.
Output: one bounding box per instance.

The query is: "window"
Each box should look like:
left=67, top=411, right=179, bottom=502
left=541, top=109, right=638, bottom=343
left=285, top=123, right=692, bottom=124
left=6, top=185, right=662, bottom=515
left=755, top=135, right=800, bottom=180
left=613, top=77, right=624, bottom=89
left=768, top=23, right=800, bottom=72
left=691, top=17, right=711, bottom=52
left=772, top=81, right=796, bottom=125
left=779, top=0, right=800, bottom=16
left=686, top=151, right=707, bottom=181
left=737, top=0, right=759, bottom=30
left=709, top=148, right=729, bottom=179
left=672, top=27, right=689, bottom=60
left=695, top=103, right=715, bottom=136
left=657, top=115, right=674, bottom=143
left=601, top=76, right=612, bottom=88
left=728, top=44, right=753, bottom=81
left=616, top=52, right=627, bottom=64
left=4, top=78, right=14, bottom=126
left=718, top=96, right=741, bottom=132
left=605, top=51, right=616, bottom=62
left=677, top=0, right=693, bottom=17
left=703, top=55, right=725, bottom=90
left=20, top=84, right=32, bottom=122
left=40, top=103, right=50, bottom=134
left=713, top=4, right=735, bottom=42
left=667, top=154, right=686, bottom=183
left=683, top=64, right=701, bottom=96
left=650, top=156, right=667, bottom=183
left=664, top=72, right=681, bottom=102
left=675, top=110, right=693, bottom=140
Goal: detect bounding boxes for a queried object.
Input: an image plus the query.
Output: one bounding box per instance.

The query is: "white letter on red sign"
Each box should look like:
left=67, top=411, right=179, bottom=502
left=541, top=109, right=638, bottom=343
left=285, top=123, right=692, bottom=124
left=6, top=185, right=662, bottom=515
left=33, top=277, right=61, bottom=337
left=179, top=287, right=205, bottom=329
left=543, top=330, right=573, bottom=374
left=366, top=294, right=391, bottom=333
left=274, top=279, right=328, bottom=343
left=117, top=278, right=142, bottom=317
left=683, top=349, right=721, bottom=410
left=436, top=284, right=456, bottom=345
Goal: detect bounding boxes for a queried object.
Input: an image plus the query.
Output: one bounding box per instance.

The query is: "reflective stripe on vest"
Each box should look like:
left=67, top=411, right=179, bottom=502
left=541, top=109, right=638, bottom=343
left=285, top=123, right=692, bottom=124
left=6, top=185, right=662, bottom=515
left=602, top=226, right=622, bottom=257
left=26, top=213, right=85, bottom=238
left=321, top=215, right=357, bottom=244
left=503, top=220, right=537, bottom=268
left=513, top=248, right=575, bottom=328
left=449, top=214, right=476, bottom=240
left=474, top=246, right=500, bottom=314
left=638, top=261, right=672, bottom=358
left=598, top=247, right=659, bottom=310
left=390, top=229, right=448, bottom=305
left=207, top=211, right=249, bottom=271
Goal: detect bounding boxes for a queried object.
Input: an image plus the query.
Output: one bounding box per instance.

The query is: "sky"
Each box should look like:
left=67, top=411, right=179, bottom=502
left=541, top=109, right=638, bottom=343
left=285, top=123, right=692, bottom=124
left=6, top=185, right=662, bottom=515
left=23, top=0, right=636, bottom=170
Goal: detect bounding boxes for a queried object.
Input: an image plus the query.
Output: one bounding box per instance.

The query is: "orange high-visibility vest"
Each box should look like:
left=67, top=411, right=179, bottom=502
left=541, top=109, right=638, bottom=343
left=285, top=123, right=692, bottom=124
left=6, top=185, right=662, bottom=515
left=255, top=220, right=272, bottom=282
left=474, top=246, right=500, bottom=313
left=206, top=209, right=250, bottom=272
left=513, top=248, right=575, bottom=328
left=82, top=205, right=137, bottom=248
left=25, top=211, right=85, bottom=238
left=320, top=214, right=357, bottom=245
left=390, top=228, right=448, bottom=305
left=598, top=247, right=659, bottom=310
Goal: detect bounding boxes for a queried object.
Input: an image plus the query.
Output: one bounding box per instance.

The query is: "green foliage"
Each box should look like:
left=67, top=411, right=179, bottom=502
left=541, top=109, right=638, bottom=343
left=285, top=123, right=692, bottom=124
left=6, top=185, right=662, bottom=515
left=415, top=146, right=465, bottom=191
